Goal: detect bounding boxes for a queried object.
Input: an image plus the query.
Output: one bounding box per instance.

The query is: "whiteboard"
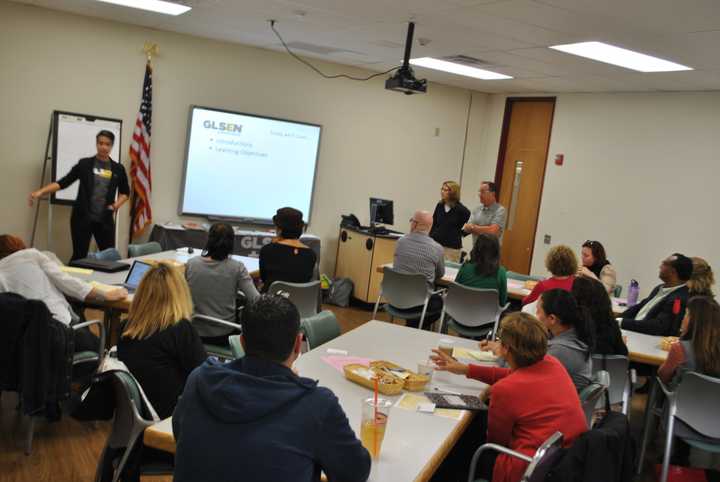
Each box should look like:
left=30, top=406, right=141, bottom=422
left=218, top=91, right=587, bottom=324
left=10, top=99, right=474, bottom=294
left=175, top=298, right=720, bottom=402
left=52, top=111, right=122, bottom=204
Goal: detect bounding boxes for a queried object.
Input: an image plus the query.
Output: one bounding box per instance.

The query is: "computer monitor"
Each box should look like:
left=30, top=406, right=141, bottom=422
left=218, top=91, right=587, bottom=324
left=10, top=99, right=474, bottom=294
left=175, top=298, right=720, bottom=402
left=370, top=198, right=394, bottom=226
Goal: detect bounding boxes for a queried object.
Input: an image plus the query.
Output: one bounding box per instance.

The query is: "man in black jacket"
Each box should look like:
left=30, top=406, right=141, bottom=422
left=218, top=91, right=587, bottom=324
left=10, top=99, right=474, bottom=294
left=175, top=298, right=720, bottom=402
left=173, top=295, right=371, bottom=482
left=29, top=130, right=129, bottom=260
left=620, top=253, right=692, bottom=336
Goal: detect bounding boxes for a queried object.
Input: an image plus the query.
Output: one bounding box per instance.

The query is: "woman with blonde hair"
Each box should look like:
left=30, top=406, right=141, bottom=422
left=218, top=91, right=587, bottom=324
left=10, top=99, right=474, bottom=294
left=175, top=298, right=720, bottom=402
left=118, top=262, right=207, bottom=418
left=522, top=245, right=578, bottom=305
left=430, top=180, right=471, bottom=262
left=687, top=257, right=715, bottom=297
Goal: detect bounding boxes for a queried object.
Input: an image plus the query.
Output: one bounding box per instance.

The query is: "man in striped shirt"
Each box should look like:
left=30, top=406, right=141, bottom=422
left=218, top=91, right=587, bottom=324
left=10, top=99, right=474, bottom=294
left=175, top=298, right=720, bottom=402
left=394, top=210, right=445, bottom=288
left=392, top=211, right=445, bottom=328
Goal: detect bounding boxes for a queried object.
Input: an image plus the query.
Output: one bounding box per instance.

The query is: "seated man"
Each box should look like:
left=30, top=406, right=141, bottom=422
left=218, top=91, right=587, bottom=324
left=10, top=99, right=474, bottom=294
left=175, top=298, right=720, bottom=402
left=0, top=234, right=127, bottom=351
left=173, top=295, right=371, bottom=482
left=392, top=210, right=445, bottom=328
left=621, top=253, right=692, bottom=336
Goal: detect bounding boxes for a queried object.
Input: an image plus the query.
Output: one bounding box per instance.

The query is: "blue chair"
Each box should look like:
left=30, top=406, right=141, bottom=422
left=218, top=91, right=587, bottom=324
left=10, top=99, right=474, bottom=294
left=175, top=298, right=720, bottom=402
left=372, top=267, right=444, bottom=331
left=438, top=282, right=509, bottom=339
left=127, top=242, right=162, bottom=258
left=638, top=372, right=720, bottom=482
left=87, top=248, right=121, bottom=261
left=301, top=310, right=341, bottom=350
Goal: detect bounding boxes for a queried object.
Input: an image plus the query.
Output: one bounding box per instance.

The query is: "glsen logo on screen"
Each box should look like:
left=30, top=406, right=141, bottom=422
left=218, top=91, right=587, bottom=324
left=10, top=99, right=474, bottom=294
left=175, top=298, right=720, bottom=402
left=203, top=120, right=243, bottom=133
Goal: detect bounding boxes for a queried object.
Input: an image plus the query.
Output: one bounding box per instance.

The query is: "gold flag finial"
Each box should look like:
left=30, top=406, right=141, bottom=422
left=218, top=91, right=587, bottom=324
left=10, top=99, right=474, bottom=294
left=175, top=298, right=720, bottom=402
left=143, top=42, right=159, bottom=62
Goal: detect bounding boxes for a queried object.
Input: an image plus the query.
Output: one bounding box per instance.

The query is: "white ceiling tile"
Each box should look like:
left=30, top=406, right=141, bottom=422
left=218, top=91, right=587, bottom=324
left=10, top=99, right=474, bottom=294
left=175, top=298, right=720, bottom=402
left=9, top=0, right=720, bottom=93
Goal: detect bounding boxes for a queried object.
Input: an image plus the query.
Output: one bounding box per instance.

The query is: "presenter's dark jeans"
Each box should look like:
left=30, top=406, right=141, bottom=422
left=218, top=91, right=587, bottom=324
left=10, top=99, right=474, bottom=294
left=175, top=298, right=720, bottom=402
left=71, top=216, right=115, bottom=261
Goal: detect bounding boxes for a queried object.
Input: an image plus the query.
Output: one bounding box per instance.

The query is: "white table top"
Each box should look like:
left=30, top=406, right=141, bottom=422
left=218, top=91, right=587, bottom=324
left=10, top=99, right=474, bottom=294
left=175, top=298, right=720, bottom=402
left=145, top=321, right=489, bottom=481
left=621, top=329, right=668, bottom=366
left=69, top=249, right=259, bottom=286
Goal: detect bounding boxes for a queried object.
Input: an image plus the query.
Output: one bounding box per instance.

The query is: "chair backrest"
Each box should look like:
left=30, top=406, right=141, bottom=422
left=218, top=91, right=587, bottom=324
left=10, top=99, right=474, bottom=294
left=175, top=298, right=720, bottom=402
left=228, top=335, right=245, bottom=359
left=381, top=267, right=429, bottom=309
left=508, top=271, right=544, bottom=282
left=88, top=248, right=122, bottom=261
left=675, top=371, right=720, bottom=439
left=127, top=241, right=162, bottom=258
left=613, top=284, right=623, bottom=298
left=301, top=310, right=341, bottom=350
left=105, top=371, right=154, bottom=449
left=591, top=355, right=629, bottom=406
left=523, top=431, right=564, bottom=482
left=579, top=371, right=609, bottom=428
left=269, top=280, right=321, bottom=318
left=444, top=282, right=504, bottom=329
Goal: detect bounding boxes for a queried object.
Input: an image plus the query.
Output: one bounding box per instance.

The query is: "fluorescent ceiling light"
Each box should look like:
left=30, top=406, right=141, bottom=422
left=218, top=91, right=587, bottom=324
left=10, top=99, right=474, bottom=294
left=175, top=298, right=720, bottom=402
left=97, top=0, right=191, bottom=16
left=549, top=41, right=692, bottom=72
left=410, top=57, right=513, bottom=80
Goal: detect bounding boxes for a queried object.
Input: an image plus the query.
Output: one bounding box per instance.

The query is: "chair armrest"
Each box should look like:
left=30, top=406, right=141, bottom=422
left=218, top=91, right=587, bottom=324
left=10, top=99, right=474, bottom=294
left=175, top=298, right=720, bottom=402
left=630, top=368, right=637, bottom=385
left=656, top=376, right=675, bottom=398
left=468, top=443, right=533, bottom=482
left=71, top=319, right=106, bottom=369
left=193, top=314, right=242, bottom=331
left=500, top=302, right=510, bottom=312
left=430, top=288, right=446, bottom=296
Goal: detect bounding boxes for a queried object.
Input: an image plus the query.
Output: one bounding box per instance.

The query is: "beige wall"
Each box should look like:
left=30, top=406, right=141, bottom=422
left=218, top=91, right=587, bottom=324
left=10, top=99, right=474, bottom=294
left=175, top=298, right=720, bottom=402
left=0, top=1, right=487, bottom=273
left=479, top=92, right=720, bottom=296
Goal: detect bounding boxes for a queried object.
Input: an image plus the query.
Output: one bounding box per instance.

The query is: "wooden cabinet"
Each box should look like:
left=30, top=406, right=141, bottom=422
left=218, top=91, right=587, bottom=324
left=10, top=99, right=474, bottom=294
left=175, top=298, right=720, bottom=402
left=335, top=227, right=400, bottom=303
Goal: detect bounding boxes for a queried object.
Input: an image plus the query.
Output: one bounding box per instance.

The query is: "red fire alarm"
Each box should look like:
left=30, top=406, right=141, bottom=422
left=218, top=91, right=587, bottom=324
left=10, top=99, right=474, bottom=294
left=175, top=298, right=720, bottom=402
left=554, top=154, right=564, bottom=166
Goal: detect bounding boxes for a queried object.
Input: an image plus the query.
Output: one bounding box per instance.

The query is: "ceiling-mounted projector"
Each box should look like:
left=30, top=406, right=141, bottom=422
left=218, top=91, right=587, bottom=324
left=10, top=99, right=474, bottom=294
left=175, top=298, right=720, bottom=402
left=385, top=22, right=427, bottom=95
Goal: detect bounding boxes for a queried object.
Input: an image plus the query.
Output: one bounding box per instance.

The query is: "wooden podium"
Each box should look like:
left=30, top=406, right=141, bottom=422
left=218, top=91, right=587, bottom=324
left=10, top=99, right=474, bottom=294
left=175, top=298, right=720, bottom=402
left=334, top=226, right=401, bottom=303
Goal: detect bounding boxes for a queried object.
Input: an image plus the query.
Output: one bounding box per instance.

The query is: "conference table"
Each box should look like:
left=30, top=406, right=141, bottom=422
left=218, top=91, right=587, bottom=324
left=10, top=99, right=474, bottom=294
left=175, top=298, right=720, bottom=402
left=67, top=249, right=259, bottom=344
left=68, top=249, right=259, bottom=312
left=621, top=330, right=668, bottom=366
left=144, top=321, right=493, bottom=481
left=378, top=264, right=628, bottom=315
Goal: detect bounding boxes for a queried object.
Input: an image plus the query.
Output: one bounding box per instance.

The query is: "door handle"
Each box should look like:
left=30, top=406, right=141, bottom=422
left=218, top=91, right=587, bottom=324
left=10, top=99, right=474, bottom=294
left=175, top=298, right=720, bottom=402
left=507, top=160, right=523, bottom=231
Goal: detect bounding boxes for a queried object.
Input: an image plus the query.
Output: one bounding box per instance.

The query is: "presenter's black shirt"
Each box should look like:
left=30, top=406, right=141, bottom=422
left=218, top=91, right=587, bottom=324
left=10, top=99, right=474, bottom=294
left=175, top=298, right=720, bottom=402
left=57, top=156, right=130, bottom=224
left=259, top=242, right=317, bottom=292
left=429, top=201, right=471, bottom=249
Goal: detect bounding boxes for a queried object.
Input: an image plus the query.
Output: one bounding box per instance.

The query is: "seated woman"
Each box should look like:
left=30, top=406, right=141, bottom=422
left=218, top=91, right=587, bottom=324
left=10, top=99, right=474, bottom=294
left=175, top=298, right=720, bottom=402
left=0, top=234, right=127, bottom=352
left=118, top=263, right=207, bottom=419
left=522, top=245, right=577, bottom=305
left=577, top=240, right=617, bottom=294
left=431, top=313, right=587, bottom=482
left=536, top=289, right=594, bottom=391
left=185, top=223, right=259, bottom=345
left=687, top=257, right=715, bottom=297
left=455, top=233, right=508, bottom=305
left=259, top=207, right=317, bottom=292
left=572, top=276, right=628, bottom=356
left=658, top=296, right=720, bottom=387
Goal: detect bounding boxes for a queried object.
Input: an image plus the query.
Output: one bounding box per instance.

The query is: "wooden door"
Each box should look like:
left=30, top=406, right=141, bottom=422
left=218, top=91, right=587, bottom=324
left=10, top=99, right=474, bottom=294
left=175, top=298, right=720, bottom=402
left=496, top=98, right=555, bottom=274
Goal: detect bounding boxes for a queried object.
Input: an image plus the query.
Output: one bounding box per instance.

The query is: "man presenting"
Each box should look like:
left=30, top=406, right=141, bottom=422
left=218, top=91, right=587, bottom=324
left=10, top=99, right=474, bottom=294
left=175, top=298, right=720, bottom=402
left=463, top=181, right=507, bottom=243
left=29, top=130, right=129, bottom=261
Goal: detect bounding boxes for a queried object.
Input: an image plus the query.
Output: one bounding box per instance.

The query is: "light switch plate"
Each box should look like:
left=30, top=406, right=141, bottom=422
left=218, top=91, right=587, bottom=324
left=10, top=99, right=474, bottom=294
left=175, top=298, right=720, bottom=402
left=544, top=235, right=551, bottom=244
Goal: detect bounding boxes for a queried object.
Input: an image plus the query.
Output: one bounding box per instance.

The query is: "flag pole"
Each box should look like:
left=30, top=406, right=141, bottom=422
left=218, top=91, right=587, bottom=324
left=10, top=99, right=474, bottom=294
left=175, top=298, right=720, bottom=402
left=129, top=42, right=158, bottom=246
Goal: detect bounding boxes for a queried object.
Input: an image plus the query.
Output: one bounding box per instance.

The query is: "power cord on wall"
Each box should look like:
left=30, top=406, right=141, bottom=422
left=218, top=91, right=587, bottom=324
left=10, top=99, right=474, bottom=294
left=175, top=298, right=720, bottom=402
left=269, top=20, right=401, bottom=81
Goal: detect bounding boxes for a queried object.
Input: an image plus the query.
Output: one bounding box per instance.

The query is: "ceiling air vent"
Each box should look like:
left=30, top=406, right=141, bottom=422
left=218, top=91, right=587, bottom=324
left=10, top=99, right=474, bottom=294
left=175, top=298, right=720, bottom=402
left=440, top=54, right=492, bottom=66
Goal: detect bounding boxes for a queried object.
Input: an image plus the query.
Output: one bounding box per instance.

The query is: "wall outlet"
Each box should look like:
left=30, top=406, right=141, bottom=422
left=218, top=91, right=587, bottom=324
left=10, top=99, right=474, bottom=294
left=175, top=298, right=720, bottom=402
left=544, top=234, right=551, bottom=245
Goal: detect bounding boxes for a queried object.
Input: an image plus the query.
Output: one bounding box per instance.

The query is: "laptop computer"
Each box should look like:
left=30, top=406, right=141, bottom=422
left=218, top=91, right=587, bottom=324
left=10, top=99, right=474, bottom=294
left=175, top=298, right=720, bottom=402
left=117, top=260, right=153, bottom=293
left=70, top=258, right=131, bottom=273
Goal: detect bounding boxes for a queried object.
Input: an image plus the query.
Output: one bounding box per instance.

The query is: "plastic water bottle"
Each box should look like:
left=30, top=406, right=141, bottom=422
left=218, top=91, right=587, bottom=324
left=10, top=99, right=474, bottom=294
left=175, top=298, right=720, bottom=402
left=627, top=279, right=640, bottom=307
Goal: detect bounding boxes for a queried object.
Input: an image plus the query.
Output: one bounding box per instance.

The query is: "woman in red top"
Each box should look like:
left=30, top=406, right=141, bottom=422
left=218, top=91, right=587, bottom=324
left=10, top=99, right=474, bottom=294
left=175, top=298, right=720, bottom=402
left=431, top=313, right=587, bottom=482
left=523, top=245, right=577, bottom=305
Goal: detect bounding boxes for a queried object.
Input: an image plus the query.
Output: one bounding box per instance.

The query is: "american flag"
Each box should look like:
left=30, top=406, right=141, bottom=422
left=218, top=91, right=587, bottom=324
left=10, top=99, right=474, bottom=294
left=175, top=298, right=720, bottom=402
left=129, top=61, right=153, bottom=240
